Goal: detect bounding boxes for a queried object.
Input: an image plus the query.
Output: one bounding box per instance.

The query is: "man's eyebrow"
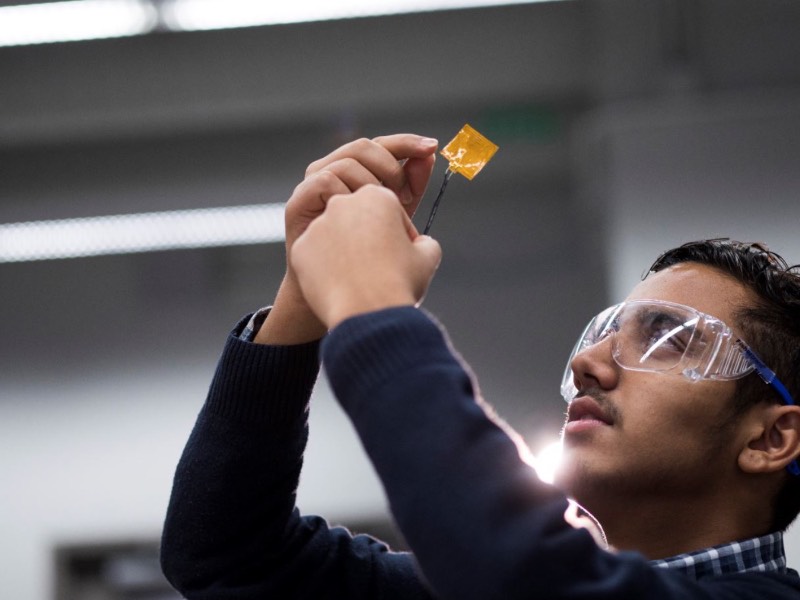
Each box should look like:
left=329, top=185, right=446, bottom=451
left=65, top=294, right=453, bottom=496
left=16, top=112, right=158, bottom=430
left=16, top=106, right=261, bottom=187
left=631, top=307, right=688, bottom=328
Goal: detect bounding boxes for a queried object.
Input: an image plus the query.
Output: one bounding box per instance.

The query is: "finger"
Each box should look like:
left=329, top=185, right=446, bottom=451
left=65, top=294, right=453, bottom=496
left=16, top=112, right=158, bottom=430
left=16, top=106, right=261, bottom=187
left=285, top=171, right=353, bottom=244
left=400, top=153, right=436, bottom=215
left=413, top=235, right=442, bottom=272
left=307, top=135, right=438, bottom=204
left=399, top=204, right=421, bottom=240
left=290, top=169, right=353, bottom=212
left=319, top=157, right=383, bottom=192
left=372, top=134, right=439, bottom=161
left=305, top=138, right=406, bottom=189
left=307, top=139, right=407, bottom=202
left=411, top=234, right=442, bottom=300
left=375, top=135, right=438, bottom=207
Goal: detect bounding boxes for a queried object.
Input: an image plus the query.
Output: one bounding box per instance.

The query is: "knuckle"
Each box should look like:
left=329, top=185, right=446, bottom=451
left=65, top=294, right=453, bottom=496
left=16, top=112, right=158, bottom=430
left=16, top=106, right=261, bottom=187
left=305, top=160, right=320, bottom=177
left=313, top=169, right=339, bottom=188
left=291, top=177, right=309, bottom=196
left=337, top=156, right=359, bottom=172
left=351, top=137, right=372, bottom=151
left=296, top=170, right=337, bottom=196
left=326, top=194, right=346, bottom=211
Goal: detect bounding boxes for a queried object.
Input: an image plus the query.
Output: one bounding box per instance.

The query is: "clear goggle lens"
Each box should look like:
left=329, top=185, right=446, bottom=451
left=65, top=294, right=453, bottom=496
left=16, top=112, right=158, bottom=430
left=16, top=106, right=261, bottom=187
left=560, top=300, right=753, bottom=403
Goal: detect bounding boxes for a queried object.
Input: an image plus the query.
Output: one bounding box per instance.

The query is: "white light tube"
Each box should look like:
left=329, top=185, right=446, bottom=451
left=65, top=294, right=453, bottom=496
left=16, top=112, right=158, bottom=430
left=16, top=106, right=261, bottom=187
left=0, top=0, right=568, bottom=47
left=161, top=0, right=556, bottom=31
left=0, top=0, right=157, bottom=47
left=0, top=204, right=286, bottom=263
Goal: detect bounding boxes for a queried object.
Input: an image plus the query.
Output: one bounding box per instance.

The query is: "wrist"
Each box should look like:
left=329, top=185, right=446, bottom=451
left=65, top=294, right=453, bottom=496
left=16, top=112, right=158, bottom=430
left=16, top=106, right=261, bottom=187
left=324, top=291, right=417, bottom=330
left=254, top=273, right=327, bottom=345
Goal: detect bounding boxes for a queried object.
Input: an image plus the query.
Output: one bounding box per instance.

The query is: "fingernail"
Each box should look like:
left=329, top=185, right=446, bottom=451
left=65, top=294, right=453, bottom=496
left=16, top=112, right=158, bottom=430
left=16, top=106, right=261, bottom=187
left=400, top=188, right=413, bottom=205
left=420, top=137, right=438, bottom=148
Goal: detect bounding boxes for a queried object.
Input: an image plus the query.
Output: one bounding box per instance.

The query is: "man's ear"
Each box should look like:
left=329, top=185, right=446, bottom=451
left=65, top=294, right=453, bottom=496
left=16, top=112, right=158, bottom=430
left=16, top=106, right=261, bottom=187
left=738, top=404, right=800, bottom=474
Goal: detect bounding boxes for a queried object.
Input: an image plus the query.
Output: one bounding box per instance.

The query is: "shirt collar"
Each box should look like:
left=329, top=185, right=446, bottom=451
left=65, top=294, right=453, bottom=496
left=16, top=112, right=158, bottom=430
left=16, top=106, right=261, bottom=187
left=650, top=531, right=789, bottom=580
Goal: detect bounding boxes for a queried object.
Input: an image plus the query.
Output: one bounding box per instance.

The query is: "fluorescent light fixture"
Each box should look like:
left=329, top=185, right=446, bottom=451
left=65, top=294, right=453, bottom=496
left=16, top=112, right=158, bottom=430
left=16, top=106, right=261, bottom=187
left=0, top=0, right=157, bottom=47
left=0, top=0, right=568, bottom=46
left=0, top=204, right=286, bottom=263
left=161, top=0, right=550, bottom=31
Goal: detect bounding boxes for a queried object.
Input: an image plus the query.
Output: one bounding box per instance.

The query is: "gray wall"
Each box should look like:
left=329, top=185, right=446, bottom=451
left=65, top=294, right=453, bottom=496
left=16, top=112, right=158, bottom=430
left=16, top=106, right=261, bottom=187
left=2, top=1, right=800, bottom=597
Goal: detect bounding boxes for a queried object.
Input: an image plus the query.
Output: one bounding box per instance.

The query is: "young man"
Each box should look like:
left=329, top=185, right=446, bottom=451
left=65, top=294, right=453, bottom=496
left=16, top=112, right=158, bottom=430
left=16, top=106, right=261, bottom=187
left=161, top=134, right=800, bottom=599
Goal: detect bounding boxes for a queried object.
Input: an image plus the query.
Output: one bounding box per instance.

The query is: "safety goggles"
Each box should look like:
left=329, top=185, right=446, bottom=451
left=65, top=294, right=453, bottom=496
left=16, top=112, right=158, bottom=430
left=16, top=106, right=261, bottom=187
left=560, top=300, right=800, bottom=475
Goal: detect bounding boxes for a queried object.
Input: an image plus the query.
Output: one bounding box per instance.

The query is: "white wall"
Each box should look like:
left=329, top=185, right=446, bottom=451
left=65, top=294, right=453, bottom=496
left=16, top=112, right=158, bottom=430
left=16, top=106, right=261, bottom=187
left=590, top=90, right=800, bottom=298
left=1, top=365, right=386, bottom=600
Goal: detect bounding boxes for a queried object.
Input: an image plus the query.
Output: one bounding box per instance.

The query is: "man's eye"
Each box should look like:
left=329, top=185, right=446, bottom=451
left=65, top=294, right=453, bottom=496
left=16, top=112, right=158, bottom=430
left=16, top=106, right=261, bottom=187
left=645, top=320, right=692, bottom=353
left=648, top=329, right=687, bottom=351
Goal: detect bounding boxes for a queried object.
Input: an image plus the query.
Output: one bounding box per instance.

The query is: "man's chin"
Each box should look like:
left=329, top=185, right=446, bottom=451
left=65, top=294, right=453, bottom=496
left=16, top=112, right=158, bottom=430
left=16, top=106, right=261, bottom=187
left=552, top=455, right=603, bottom=504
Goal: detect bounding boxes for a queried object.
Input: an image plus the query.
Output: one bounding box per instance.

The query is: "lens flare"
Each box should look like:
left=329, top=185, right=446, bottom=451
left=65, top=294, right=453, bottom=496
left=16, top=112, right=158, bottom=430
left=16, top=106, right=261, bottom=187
left=531, top=439, right=562, bottom=484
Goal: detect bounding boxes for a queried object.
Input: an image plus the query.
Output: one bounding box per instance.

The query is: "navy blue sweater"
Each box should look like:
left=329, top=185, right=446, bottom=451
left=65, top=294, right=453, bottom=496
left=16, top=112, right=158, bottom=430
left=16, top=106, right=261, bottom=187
left=161, top=307, right=800, bottom=599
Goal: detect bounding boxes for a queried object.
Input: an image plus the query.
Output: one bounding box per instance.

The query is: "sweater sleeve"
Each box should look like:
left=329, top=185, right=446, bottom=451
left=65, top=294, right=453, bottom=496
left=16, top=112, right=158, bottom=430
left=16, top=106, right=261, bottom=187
left=321, top=306, right=800, bottom=600
left=160, top=316, right=435, bottom=600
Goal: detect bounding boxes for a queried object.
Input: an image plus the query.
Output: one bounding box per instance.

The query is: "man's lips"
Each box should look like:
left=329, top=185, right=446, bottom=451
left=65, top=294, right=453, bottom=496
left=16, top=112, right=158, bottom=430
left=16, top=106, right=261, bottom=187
left=566, top=396, right=614, bottom=426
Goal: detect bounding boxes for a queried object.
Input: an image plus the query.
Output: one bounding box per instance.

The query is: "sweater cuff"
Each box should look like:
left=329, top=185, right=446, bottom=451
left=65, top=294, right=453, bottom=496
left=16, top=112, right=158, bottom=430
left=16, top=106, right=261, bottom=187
left=204, top=315, right=321, bottom=431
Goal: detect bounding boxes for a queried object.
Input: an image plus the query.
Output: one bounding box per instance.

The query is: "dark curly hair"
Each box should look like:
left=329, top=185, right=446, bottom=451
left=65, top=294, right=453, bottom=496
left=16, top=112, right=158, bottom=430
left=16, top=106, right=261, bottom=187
left=648, top=239, right=800, bottom=532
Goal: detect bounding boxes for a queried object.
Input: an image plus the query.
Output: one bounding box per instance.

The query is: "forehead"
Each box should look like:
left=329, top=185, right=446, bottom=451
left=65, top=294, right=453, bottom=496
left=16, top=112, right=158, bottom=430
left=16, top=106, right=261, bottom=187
left=625, top=263, right=755, bottom=325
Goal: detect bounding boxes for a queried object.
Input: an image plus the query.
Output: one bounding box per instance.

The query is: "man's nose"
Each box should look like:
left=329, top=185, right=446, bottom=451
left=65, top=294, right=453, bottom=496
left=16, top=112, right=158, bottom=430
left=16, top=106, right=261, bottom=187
left=568, top=335, right=620, bottom=395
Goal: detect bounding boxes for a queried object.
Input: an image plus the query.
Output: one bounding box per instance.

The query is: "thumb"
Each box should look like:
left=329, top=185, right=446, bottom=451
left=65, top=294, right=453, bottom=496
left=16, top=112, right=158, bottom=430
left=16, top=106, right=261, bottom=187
left=412, top=234, right=442, bottom=277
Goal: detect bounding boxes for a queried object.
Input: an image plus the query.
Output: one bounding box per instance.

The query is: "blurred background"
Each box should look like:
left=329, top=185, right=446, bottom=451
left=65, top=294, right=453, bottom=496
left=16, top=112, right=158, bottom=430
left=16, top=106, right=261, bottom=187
left=1, top=0, right=800, bottom=597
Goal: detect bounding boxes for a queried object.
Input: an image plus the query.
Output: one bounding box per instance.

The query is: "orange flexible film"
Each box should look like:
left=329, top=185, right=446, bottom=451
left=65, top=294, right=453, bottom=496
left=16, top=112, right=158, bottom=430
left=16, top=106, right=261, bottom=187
left=440, top=124, right=499, bottom=180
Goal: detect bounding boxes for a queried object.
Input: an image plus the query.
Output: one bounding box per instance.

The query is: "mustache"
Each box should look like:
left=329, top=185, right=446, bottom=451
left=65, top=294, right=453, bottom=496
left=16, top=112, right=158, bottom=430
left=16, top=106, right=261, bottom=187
left=563, top=388, right=622, bottom=426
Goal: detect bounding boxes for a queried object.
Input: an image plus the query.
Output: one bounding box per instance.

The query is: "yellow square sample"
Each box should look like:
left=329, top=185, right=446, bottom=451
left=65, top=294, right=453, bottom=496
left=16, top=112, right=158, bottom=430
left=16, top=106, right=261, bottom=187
left=440, top=124, right=499, bottom=180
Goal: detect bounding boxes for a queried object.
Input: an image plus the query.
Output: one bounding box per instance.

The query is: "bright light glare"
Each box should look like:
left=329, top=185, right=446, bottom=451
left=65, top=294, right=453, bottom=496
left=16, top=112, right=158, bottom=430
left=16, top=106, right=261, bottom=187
left=0, top=204, right=286, bottom=263
left=0, top=0, right=570, bottom=46
left=531, top=439, right=562, bottom=484
left=161, top=0, right=554, bottom=30
left=0, top=0, right=157, bottom=47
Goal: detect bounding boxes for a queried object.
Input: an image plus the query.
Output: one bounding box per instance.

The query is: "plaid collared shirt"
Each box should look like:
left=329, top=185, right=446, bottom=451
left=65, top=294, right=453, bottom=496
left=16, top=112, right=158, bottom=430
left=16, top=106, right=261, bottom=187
left=240, top=307, right=272, bottom=341
left=650, top=532, right=791, bottom=580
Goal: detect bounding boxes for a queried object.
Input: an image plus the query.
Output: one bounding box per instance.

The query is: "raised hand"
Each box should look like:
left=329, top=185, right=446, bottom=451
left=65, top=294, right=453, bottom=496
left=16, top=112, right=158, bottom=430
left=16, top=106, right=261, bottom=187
left=290, top=184, right=442, bottom=330
left=256, top=135, right=438, bottom=344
